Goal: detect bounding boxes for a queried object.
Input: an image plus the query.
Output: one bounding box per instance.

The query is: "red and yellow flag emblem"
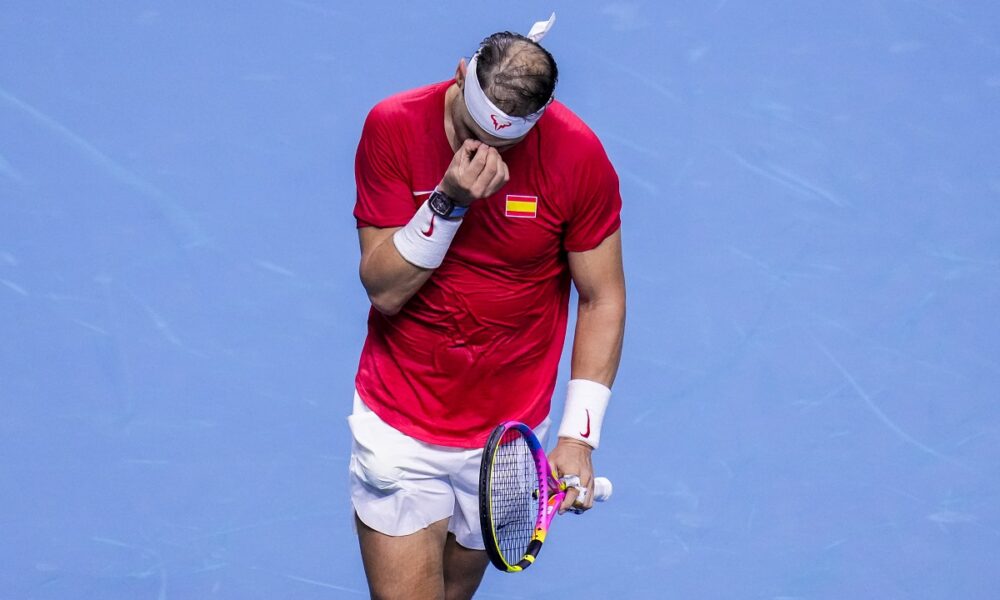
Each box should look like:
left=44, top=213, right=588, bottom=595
left=505, top=195, right=538, bottom=218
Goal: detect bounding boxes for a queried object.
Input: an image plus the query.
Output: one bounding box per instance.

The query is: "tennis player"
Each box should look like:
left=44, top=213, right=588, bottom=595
left=350, top=15, right=625, bottom=600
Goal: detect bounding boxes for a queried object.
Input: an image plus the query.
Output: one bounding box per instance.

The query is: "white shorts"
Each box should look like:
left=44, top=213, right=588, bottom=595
left=348, top=391, right=550, bottom=550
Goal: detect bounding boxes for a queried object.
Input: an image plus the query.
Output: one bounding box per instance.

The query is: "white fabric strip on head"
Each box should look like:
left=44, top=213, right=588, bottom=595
left=527, top=12, right=556, bottom=43
left=463, top=13, right=556, bottom=140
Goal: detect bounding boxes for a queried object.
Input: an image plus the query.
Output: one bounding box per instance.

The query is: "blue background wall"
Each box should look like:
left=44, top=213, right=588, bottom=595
left=2, top=2, right=998, bottom=598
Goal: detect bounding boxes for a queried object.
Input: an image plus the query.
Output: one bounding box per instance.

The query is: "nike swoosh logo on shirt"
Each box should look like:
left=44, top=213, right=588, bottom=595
left=422, top=214, right=435, bottom=237
left=581, top=409, right=591, bottom=438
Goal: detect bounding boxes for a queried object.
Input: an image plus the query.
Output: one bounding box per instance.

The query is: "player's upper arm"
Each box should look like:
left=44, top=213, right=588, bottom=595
left=563, top=132, right=624, bottom=303
left=354, top=104, right=415, bottom=229
left=568, top=229, right=625, bottom=305
left=562, top=128, right=622, bottom=253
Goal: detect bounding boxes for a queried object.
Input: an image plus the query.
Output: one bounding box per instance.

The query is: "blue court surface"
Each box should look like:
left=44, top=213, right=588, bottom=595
left=2, top=2, right=998, bottom=598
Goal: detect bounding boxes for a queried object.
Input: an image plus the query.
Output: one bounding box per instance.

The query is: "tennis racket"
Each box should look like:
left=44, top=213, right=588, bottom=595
left=478, top=420, right=613, bottom=572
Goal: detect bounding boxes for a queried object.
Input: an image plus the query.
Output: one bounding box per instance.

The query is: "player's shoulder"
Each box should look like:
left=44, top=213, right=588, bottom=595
left=539, top=101, right=608, bottom=154
left=366, top=80, right=452, bottom=127
left=537, top=101, right=614, bottom=172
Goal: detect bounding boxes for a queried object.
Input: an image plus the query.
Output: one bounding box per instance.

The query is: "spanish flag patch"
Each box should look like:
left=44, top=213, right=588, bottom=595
left=505, top=195, right=538, bottom=218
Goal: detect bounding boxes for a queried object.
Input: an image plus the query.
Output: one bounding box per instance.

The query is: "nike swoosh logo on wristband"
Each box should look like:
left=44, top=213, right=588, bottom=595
left=421, top=215, right=435, bottom=237
left=581, top=409, right=591, bottom=438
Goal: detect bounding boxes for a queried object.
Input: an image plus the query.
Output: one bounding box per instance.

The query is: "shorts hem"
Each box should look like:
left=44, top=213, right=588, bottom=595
left=351, top=495, right=454, bottom=538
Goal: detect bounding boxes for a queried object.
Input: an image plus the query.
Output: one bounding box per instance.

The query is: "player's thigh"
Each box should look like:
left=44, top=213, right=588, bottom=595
left=356, top=513, right=450, bottom=600
left=443, top=532, right=489, bottom=600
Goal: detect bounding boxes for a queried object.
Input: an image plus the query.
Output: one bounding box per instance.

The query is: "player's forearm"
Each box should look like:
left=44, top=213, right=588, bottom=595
left=556, top=295, right=623, bottom=451
left=569, top=293, right=626, bottom=387
left=360, top=233, right=434, bottom=316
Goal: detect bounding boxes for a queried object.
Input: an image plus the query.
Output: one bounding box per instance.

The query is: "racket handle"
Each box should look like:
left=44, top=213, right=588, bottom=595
left=593, top=477, right=613, bottom=502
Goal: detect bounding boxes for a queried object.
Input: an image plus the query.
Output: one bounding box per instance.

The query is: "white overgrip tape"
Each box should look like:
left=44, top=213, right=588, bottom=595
left=392, top=200, right=462, bottom=269
left=557, top=379, right=611, bottom=449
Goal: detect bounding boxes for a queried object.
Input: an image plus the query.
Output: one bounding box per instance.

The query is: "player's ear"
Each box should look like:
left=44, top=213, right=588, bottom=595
left=454, top=58, right=467, bottom=86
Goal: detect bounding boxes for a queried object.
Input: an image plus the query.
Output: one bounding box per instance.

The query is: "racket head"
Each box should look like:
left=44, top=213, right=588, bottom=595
left=479, top=421, right=550, bottom=572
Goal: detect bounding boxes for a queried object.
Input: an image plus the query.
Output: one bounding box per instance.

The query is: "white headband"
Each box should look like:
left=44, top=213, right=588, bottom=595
left=463, top=13, right=556, bottom=140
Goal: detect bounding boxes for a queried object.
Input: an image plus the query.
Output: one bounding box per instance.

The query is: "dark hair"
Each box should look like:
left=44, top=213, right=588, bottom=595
left=473, top=32, right=559, bottom=117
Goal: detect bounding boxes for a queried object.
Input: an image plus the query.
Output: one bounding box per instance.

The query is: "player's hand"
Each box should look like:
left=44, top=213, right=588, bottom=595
left=548, top=437, right=595, bottom=515
left=438, top=139, right=509, bottom=205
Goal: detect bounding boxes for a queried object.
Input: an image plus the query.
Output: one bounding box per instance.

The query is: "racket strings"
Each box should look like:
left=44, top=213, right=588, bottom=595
left=490, top=430, right=541, bottom=565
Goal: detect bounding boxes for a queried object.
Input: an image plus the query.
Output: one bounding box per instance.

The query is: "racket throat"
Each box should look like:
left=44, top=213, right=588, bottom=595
left=541, top=490, right=564, bottom=529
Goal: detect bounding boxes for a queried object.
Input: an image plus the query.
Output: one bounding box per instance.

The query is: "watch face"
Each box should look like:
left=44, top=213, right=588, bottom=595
left=429, top=192, right=453, bottom=217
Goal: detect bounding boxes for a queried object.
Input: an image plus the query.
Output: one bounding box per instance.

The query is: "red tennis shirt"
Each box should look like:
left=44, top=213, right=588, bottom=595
left=353, top=80, right=622, bottom=448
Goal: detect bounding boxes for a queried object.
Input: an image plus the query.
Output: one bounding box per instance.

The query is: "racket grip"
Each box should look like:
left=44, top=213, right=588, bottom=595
left=593, top=477, right=613, bottom=501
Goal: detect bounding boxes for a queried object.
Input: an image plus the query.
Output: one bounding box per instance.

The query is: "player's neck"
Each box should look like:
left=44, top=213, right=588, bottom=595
left=443, top=83, right=461, bottom=152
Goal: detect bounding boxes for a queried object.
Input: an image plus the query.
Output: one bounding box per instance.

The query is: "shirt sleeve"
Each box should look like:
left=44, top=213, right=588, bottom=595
left=354, top=104, right=415, bottom=228
left=563, top=136, right=623, bottom=253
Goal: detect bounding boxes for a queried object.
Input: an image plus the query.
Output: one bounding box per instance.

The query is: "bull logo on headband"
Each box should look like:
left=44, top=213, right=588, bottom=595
left=490, top=114, right=513, bottom=131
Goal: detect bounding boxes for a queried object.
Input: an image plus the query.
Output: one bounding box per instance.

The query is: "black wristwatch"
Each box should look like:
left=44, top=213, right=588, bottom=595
left=427, top=189, right=469, bottom=220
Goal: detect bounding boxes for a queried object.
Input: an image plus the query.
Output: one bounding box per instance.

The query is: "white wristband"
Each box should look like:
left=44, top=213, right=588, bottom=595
left=392, top=200, right=463, bottom=269
left=557, top=379, right=611, bottom=449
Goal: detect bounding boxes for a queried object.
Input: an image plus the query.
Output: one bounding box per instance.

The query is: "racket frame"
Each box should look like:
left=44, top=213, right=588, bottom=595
left=479, top=421, right=567, bottom=572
